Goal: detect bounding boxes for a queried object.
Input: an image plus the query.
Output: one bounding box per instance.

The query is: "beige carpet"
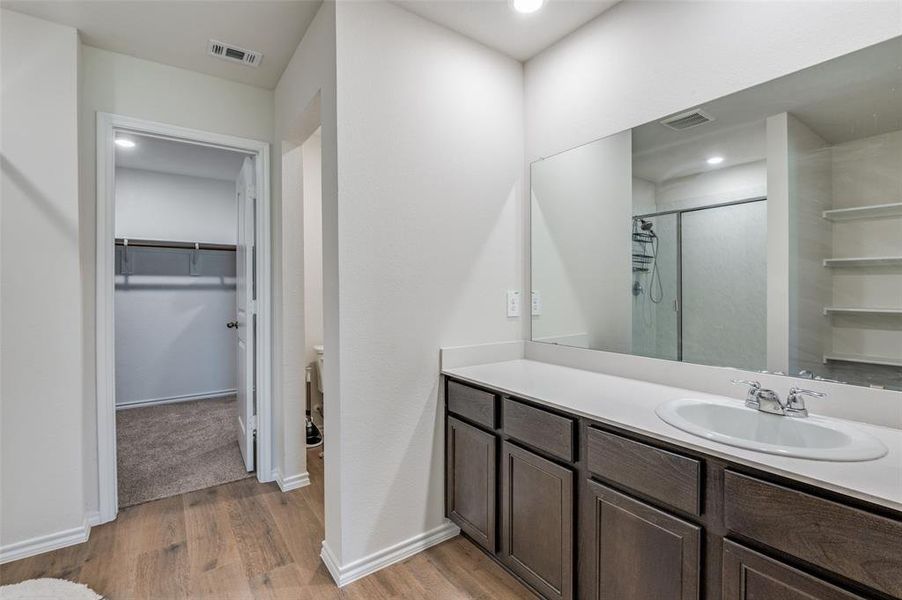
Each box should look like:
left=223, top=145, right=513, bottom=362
left=116, top=395, right=252, bottom=508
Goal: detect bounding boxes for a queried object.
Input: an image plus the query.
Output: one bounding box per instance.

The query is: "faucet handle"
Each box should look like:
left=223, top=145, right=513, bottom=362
left=731, top=379, right=761, bottom=408
left=731, top=379, right=761, bottom=389
left=785, top=387, right=826, bottom=417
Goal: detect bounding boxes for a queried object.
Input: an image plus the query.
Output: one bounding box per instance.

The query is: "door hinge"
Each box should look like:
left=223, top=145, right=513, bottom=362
left=248, top=414, right=257, bottom=433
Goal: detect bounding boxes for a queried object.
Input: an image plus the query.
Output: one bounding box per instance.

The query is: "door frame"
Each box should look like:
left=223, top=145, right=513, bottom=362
left=95, top=112, right=273, bottom=523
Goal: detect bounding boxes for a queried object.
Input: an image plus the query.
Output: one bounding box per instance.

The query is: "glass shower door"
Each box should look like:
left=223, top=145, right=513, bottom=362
left=631, top=214, right=678, bottom=361
left=681, top=200, right=767, bottom=371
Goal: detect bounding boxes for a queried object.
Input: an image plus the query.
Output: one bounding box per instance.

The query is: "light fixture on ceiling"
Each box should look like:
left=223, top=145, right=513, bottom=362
left=706, top=156, right=724, bottom=165
left=511, top=0, right=544, bottom=14
left=115, top=138, right=136, bottom=149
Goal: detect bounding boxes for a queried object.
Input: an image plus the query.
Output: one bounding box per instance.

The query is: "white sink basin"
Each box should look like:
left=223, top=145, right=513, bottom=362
left=655, top=398, right=888, bottom=461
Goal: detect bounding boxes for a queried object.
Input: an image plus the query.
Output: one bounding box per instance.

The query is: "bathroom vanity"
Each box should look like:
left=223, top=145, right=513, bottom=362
left=442, top=361, right=902, bottom=600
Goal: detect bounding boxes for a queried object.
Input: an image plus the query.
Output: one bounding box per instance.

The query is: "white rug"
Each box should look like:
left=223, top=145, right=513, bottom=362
left=0, top=578, right=102, bottom=600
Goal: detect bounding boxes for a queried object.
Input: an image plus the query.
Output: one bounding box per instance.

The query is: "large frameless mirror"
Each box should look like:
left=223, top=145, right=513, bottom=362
left=530, top=36, right=902, bottom=391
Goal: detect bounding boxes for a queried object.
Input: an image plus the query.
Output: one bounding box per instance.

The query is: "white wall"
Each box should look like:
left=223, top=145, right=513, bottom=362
left=114, top=247, right=237, bottom=406
left=655, top=160, right=767, bottom=212
left=786, top=115, right=833, bottom=376
left=331, top=0, right=523, bottom=569
left=531, top=131, right=633, bottom=350
left=273, top=0, right=337, bottom=516
left=114, top=168, right=238, bottom=406
left=80, top=45, right=273, bottom=517
left=0, top=9, right=84, bottom=556
left=115, top=168, right=237, bottom=244
left=303, top=133, right=325, bottom=424
left=303, top=133, right=324, bottom=366
left=525, top=0, right=902, bottom=162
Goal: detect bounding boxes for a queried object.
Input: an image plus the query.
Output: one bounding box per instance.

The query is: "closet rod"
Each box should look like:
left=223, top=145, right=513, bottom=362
left=114, top=238, right=237, bottom=252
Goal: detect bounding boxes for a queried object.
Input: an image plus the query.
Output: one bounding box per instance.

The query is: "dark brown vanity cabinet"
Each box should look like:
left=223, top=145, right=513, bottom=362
left=443, top=377, right=902, bottom=600
left=501, top=441, right=574, bottom=600
left=446, top=416, right=496, bottom=552
left=722, top=541, right=867, bottom=600
left=586, top=480, right=700, bottom=600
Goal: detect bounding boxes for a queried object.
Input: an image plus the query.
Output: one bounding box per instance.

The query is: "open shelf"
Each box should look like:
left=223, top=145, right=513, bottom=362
left=823, top=353, right=902, bottom=368
left=823, top=307, right=902, bottom=316
left=822, top=202, right=902, bottom=222
left=823, top=256, right=902, bottom=268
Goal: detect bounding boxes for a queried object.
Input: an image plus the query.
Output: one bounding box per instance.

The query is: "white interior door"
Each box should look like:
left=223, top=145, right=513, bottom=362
left=235, top=157, right=256, bottom=471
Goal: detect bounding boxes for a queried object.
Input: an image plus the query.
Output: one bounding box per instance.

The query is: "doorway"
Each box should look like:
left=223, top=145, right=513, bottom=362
left=96, top=114, right=272, bottom=522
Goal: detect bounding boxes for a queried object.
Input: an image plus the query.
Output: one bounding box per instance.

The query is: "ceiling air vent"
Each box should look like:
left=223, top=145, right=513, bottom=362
left=660, top=109, right=714, bottom=131
left=208, top=39, right=263, bottom=68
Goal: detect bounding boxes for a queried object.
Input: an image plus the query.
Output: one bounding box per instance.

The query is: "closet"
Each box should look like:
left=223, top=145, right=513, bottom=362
left=113, top=133, right=256, bottom=507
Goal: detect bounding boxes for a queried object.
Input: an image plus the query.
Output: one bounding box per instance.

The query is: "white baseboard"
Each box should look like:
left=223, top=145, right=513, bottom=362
left=0, top=518, right=92, bottom=565
left=116, top=389, right=237, bottom=410
left=320, top=521, right=460, bottom=587
left=275, top=469, right=310, bottom=492
left=85, top=510, right=103, bottom=527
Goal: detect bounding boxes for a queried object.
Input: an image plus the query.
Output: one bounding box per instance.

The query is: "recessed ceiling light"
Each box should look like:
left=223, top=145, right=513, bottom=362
left=511, top=0, right=544, bottom=14
left=115, top=138, right=136, bottom=149
left=706, top=156, right=724, bottom=165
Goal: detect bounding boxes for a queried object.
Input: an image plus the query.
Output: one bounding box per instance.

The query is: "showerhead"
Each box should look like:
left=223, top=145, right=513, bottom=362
left=639, top=219, right=654, bottom=232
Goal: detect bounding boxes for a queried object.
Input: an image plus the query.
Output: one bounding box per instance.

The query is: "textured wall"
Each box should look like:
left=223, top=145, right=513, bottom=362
left=1, top=9, right=84, bottom=554
left=333, top=0, right=524, bottom=566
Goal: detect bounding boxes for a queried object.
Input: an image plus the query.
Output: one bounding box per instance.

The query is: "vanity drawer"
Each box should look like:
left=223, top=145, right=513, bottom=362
left=723, top=471, right=902, bottom=598
left=447, top=380, right=496, bottom=429
left=586, top=427, right=701, bottom=516
left=502, top=398, right=575, bottom=462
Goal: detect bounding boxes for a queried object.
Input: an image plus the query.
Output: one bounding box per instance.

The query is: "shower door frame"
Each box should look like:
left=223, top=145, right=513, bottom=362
left=634, top=196, right=766, bottom=362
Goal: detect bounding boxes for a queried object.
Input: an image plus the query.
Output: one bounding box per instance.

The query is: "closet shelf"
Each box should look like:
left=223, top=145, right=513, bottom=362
left=114, top=237, right=236, bottom=252
left=823, top=307, right=902, bottom=316
left=822, top=202, right=902, bottom=222
left=823, top=353, right=902, bottom=368
left=823, top=256, right=902, bottom=268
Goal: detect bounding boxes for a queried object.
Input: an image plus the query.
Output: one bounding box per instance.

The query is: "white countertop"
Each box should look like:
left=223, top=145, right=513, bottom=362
left=442, top=359, right=902, bottom=512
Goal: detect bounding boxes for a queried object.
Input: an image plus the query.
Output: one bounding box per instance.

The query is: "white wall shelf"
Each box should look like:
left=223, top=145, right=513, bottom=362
left=823, top=307, right=902, bottom=316
left=823, top=353, right=902, bottom=368
left=823, top=256, right=902, bottom=268
left=822, top=202, right=902, bottom=222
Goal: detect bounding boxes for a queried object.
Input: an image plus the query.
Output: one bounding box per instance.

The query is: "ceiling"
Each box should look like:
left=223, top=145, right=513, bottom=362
left=116, top=134, right=249, bottom=181
left=632, top=36, right=902, bottom=183
left=1, top=0, right=322, bottom=89
left=2, top=0, right=618, bottom=91
left=633, top=122, right=766, bottom=184
left=394, top=0, right=619, bottom=61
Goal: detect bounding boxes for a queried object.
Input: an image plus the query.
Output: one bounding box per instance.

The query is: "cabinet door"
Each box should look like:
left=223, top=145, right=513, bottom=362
left=587, top=480, right=700, bottom=600
left=501, top=441, right=573, bottom=600
left=723, top=541, right=866, bottom=600
left=446, top=416, right=496, bottom=552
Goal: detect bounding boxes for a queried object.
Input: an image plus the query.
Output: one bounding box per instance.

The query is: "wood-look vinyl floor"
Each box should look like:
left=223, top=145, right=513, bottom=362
left=1, top=449, right=533, bottom=599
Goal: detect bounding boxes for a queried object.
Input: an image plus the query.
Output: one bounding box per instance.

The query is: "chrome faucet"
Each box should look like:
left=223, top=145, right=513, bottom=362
left=731, top=380, right=826, bottom=418
left=785, top=387, right=826, bottom=418
left=732, top=379, right=763, bottom=409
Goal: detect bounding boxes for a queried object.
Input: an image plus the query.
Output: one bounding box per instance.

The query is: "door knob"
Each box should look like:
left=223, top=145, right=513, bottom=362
left=227, top=321, right=239, bottom=329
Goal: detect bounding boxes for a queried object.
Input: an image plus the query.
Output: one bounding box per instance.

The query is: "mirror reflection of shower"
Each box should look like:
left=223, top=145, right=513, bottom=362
left=632, top=217, right=663, bottom=307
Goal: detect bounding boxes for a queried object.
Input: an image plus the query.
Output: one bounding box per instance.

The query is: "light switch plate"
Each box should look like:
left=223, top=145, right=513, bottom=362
left=506, top=290, right=521, bottom=317
left=531, top=291, right=542, bottom=316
